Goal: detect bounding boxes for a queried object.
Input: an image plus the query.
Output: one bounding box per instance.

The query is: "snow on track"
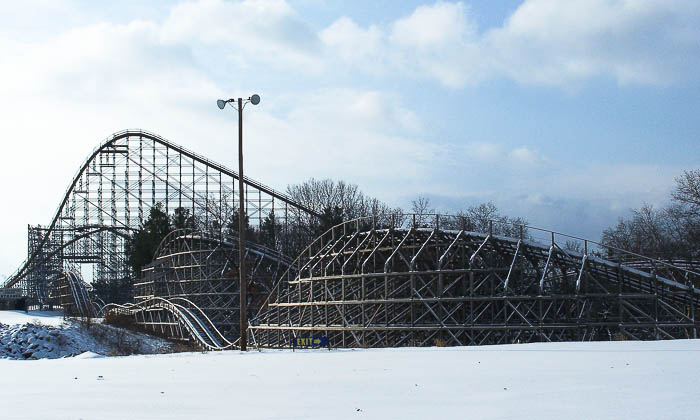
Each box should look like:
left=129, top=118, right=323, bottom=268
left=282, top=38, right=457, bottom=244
left=1, top=340, right=699, bottom=419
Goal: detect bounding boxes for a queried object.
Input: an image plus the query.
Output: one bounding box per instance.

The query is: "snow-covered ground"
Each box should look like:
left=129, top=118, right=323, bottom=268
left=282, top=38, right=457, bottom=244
left=0, top=309, right=65, bottom=326
left=0, top=310, right=175, bottom=360
left=1, top=338, right=699, bottom=419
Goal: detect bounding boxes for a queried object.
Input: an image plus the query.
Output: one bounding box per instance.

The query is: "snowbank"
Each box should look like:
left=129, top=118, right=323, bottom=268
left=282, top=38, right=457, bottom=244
left=0, top=310, right=176, bottom=360
left=1, top=340, right=699, bottom=419
left=0, top=322, right=96, bottom=359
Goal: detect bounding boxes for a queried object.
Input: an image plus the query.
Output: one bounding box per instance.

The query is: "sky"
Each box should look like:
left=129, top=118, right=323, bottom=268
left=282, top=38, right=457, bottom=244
left=0, top=0, right=698, bottom=278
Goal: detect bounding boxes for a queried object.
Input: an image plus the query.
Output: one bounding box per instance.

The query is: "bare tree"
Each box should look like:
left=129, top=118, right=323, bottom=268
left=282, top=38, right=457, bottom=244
left=564, top=240, right=584, bottom=254
left=411, top=195, right=434, bottom=226
left=601, top=169, right=700, bottom=260
left=672, top=170, right=700, bottom=213
left=671, top=169, right=700, bottom=256
left=457, top=202, right=528, bottom=238
left=287, top=178, right=368, bottom=218
left=286, top=178, right=403, bottom=244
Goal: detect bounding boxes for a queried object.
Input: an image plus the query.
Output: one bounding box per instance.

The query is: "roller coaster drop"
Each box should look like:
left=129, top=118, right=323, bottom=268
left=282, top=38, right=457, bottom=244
left=4, top=129, right=700, bottom=350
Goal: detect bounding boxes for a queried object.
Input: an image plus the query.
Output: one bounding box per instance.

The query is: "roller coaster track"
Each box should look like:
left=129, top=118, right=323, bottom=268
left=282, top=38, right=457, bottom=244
left=101, top=297, right=236, bottom=351
left=56, top=264, right=237, bottom=350
left=4, top=129, right=319, bottom=304
left=133, top=228, right=296, bottom=340
left=251, top=214, right=700, bottom=348
left=151, top=229, right=295, bottom=269
left=53, top=270, right=104, bottom=318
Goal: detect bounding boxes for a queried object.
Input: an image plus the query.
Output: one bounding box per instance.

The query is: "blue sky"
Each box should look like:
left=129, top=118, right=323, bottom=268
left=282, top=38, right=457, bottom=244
left=0, top=0, right=698, bottom=277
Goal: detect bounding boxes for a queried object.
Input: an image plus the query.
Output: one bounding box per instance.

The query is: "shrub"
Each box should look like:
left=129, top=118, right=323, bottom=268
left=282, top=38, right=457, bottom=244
left=434, top=338, right=449, bottom=347
left=103, top=311, right=136, bottom=328
left=612, top=332, right=627, bottom=341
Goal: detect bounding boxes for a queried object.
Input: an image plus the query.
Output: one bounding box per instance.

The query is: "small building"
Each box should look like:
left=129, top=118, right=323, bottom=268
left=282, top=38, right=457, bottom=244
left=0, top=288, right=26, bottom=311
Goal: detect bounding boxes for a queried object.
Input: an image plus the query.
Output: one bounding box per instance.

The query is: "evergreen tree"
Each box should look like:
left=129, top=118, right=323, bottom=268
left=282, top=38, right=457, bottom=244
left=126, top=203, right=172, bottom=278
left=318, top=205, right=344, bottom=236
left=226, top=207, right=256, bottom=242
left=171, top=206, right=195, bottom=230
left=259, top=211, right=278, bottom=249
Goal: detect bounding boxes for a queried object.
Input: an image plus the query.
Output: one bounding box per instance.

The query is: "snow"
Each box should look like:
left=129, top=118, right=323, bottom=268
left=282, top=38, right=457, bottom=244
left=2, top=339, right=700, bottom=419
left=0, top=309, right=66, bottom=326
left=0, top=310, right=176, bottom=360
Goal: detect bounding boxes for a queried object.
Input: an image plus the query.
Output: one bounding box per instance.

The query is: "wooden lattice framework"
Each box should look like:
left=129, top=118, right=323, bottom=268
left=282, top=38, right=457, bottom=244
left=135, top=229, right=295, bottom=340
left=4, top=129, right=318, bottom=306
left=251, top=215, right=700, bottom=348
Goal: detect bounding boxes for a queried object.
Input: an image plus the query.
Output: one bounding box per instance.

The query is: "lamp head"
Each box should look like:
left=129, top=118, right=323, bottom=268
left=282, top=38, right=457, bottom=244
left=217, top=99, right=227, bottom=110
left=249, top=94, right=260, bottom=105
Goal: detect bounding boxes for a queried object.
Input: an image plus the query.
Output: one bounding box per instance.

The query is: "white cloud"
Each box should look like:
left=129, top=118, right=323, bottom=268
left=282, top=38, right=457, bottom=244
left=244, top=88, right=433, bottom=189
left=161, top=0, right=322, bottom=69
left=320, top=17, right=383, bottom=65
left=318, top=0, right=700, bottom=88
left=390, top=2, right=474, bottom=49
left=508, top=147, right=547, bottom=166
left=12, top=0, right=691, bottom=91
left=486, top=0, right=700, bottom=86
left=322, top=1, right=484, bottom=87
left=469, top=142, right=503, bottom=160
left=389, top=2, right=482, bottom=87
left=447, top=142, right=547, bottom=167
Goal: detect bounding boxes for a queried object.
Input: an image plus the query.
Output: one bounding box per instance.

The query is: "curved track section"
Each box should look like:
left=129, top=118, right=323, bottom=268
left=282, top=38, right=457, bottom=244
left=101, top=297, right=235, bottom=351
left=135, top=229, right=295, bottom=340
left=52, top=270, right=103, bottom=317
left=251, top=215, right=700, bottom=348
left=5, top=129, right=319, bottom=304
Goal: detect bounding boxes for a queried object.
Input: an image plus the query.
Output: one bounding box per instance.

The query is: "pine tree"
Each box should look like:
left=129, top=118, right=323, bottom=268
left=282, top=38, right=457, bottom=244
left=318, top=205, right=344, bottom=236
left=226, top=207, right=256, bottom=242
left=126, top=203, right=172, bottom=278
left=259, top=211, right=278, bottom=249
left=171, top=206, right=195, bottom=230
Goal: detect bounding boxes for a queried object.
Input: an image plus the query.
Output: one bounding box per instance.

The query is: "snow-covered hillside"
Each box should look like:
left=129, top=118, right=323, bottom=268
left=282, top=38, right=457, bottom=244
left=0, top=310, right=175, bottom=359
left=1, top=337, right=699, bottom=419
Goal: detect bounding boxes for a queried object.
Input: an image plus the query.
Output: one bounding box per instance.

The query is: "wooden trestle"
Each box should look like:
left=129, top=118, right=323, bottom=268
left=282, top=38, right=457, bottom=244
left=134, top=229, right=295, bottom=341
left=251, top=216, right=700, bottom=348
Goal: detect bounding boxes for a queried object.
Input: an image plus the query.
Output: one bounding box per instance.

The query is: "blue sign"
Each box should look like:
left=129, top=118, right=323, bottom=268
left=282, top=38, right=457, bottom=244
left=293, top=336, right=329, bottom=348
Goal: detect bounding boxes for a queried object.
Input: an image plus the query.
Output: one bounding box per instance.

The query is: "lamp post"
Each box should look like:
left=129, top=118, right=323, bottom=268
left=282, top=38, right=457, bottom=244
left=217, top=93, right=260, bottom=351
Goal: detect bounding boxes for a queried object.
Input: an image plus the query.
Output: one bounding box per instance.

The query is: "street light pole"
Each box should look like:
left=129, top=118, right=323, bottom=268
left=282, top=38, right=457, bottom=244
left=217, top=94, right=260, bottom=352
left=236, top=96, right=247, bottom=351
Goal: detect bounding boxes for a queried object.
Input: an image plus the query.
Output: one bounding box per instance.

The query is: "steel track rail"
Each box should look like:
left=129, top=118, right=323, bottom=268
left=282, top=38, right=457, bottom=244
left=101, top=297, right=236, bottom=351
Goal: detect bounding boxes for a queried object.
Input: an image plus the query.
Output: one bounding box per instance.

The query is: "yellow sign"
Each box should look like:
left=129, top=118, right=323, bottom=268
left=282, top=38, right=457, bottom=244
left=292, top=337, right=329, bottom=347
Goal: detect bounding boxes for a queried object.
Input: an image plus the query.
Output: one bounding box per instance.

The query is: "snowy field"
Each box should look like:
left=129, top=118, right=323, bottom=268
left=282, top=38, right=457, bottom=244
left=2, top=331, right=700, bottom=419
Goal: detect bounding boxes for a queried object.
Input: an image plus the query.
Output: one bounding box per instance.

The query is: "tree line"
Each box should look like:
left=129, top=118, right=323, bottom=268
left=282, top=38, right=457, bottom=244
left=600, top=169, right=700, bottom=261
left=124, top=178, right=530, bottom=280
left=601, top=170, right=700, bottom=260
